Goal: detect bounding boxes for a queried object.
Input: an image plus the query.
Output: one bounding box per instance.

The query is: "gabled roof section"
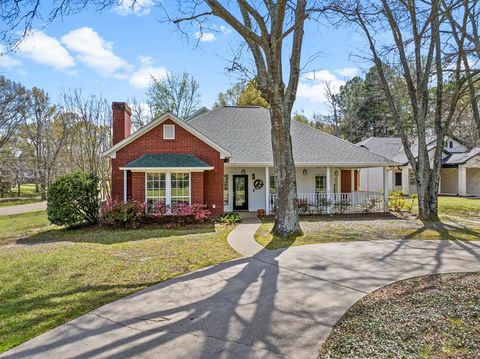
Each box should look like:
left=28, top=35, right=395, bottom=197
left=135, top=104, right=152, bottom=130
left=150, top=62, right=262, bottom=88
left=102, top=112, right=231, bottom=159
left=188, top=106, right=395, bottom=166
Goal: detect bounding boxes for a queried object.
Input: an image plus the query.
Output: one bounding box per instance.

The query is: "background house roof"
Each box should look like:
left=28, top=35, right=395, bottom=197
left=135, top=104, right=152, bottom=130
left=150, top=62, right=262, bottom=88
left=189, top=106, right=394, bottom=166
left=122, top=154, right=213, bottom=169
left=358, top=136, right=477, bottom=166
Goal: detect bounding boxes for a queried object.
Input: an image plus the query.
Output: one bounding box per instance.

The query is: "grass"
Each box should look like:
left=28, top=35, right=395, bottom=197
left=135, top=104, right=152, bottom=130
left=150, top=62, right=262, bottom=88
left=0, top=211, right=54, bottom=245
left=0, top=184, right=43, bottom=207
left=318, top=272, right=480, bottom=358
left=0, top=216, right=239, bottom=353
left=256, top=197, right=480, bottom=250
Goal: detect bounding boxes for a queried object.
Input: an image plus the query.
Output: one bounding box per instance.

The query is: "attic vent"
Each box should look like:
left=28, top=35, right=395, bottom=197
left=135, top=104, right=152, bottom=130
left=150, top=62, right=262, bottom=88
left=163, top=124, right=175, bottom=140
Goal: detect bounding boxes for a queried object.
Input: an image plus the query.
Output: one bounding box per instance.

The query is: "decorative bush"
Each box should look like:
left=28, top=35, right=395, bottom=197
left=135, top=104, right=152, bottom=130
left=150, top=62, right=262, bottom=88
left=389, top=191, right=406, bottom=212
left=47, top=171, right=99, bottom=227
left=171, top=203, right=211, bottom=224
left=219, top=212, right=241, bottom=225
left=99, top=199, right=146, bottom=228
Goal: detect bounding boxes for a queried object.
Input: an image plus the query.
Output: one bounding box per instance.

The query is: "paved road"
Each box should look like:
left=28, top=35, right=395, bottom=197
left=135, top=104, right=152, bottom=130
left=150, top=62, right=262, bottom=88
left=0, top=201, right=46, bottom=216
left=2, top=218, right=479, bottom=359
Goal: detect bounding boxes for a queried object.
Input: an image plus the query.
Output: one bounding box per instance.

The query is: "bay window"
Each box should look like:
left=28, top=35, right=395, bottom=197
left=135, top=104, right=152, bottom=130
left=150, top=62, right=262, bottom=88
left=146, top=173, right=166, bottom=210
left=171, top=173, right=190, bottom=206
left=146, top=172, right=190, bottom=210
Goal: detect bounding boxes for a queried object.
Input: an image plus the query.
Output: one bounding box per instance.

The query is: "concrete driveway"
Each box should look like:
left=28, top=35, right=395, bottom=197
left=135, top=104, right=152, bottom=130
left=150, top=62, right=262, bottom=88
left=2, top=220, right=480, bottom=359
left=0, top=201, right=46, bottom=216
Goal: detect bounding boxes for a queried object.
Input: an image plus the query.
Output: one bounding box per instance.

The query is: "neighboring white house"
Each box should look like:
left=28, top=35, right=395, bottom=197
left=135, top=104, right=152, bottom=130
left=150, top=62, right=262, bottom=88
left=357, top=136, right=480, bottom=196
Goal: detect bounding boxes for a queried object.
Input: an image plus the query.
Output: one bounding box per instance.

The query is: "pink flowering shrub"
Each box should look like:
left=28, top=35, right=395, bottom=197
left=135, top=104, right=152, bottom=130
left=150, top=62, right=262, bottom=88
left=171, top=203, right=211, bottom=224
left=99, top=199, right=146, bottom=228
left=100, top=200, right=211, bottom=228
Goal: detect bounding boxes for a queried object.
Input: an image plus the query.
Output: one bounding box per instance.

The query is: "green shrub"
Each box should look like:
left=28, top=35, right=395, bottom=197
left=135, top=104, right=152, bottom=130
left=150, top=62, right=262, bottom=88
left=389, top=191, right=406, bottom=212
left=219, top=212, right=241, bottom=225
left=47, top=171, right=99, bottom=227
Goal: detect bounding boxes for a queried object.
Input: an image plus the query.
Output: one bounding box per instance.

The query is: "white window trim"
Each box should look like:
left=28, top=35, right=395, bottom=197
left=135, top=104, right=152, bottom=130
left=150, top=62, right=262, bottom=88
left=315, top=174, right=327, bottom=193
left=163, top=124, right=175, bottom=140
left=145, top=171, right=191, bottom=208
left=223, top=174, right=229, bottom=205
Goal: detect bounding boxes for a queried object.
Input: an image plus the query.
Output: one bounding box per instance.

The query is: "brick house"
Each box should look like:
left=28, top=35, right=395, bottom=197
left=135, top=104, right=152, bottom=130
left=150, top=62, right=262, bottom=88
left=103, top=102, right=395, bottom=215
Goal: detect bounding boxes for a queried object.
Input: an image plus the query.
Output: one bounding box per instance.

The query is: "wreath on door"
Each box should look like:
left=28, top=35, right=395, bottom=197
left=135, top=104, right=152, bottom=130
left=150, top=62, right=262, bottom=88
left=254, top=179, right=264, bottom=189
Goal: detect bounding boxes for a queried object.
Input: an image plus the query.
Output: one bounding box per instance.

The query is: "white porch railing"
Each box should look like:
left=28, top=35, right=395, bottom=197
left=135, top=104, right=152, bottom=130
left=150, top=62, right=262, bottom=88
left=269, top=192, right=386, bottom=215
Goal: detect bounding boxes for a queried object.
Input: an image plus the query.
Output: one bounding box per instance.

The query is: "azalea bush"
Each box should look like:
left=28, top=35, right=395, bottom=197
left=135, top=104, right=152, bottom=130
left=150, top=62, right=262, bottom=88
left=99, top=199, right=146, bottom=228
left=151, top=202, right=211, bottom=226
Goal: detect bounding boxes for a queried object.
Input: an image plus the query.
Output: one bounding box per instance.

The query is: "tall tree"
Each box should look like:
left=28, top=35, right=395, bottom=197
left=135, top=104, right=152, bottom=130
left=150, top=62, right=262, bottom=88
left=214, top=82, right=245, bottom=107
left=323, top=81, right=340, bottom=136
left=336, top=0, right=471, bottom=220
left=146, top=71, right=201, bottom=120
left=0, top=76, right=29, bottom=150
left=214, top=80, right=269, bottom=108
left=59, top=89, right=112, bottom=198
left=22, top=88, right=69, bottom=199
left=171, top=1, right=317, bottom=236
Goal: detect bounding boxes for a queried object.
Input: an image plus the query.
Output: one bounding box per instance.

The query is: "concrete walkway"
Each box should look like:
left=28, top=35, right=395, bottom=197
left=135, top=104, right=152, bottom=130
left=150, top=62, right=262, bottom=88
left=0, top=201, right=46, bottom=216
left=2, top=220, right=480, bottom=359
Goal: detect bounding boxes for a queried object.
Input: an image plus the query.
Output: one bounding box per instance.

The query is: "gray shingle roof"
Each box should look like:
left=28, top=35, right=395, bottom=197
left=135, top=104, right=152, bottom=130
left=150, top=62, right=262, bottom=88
left=189, top=106, right=394, bottom=165
left=358, top=136, right=480, bottom=166
left=443, top=147, right=480, bottom=165
left=123, top=154, right=212, bottom=168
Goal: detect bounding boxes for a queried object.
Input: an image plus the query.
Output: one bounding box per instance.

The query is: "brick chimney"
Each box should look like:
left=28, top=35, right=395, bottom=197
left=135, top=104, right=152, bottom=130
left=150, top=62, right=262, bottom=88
left=112, top=102, right=132, bottom=145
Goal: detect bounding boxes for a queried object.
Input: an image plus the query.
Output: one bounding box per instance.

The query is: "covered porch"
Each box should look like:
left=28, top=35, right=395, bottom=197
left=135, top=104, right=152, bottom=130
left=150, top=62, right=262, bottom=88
left=224, top=165, right=389, bottom=215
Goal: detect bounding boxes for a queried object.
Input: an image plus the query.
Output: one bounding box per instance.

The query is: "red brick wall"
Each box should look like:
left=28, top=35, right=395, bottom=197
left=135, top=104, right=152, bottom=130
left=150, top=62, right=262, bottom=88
left=111, top=118, right=224, bottom=215
left=112, top=102, right=132, bottom=145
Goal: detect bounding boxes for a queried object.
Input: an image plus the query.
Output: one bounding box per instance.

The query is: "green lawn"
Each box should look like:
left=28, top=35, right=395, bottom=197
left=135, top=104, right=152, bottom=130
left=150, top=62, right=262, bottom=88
left=256, top=196, right=480, bottom=250
left=0, top=184, right=43, bottom=207
left=0, top=213, right=239, bottom=353
left=0, top=211, right=54, bottom=244
left=319, top=272, right=480, bottom=358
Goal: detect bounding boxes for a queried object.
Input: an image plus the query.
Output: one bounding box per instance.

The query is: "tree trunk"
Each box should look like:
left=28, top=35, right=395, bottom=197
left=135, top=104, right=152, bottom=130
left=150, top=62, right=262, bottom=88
left=270, top=104, right=302, bottom=237
left=416, top=165, right=440, bottom=222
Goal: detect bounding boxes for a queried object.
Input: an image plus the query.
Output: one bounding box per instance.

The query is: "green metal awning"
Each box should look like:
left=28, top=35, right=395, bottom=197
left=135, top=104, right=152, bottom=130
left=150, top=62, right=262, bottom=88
left=119, top=154, right=214, bottom=172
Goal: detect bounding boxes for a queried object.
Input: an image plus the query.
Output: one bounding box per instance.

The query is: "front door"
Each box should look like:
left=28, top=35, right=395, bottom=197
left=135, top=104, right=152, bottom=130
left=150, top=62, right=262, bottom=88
left=341, top=170, right=352, bottom=193
left=233, top=175, right=249, bottom=210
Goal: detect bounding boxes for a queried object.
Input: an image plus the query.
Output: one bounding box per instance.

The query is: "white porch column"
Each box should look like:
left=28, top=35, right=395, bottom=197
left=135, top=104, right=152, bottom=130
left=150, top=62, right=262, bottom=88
left=383, top=167, right=389, bottom=211
left=326, top=167, right=332, bottom=213
left=265, top=167, right=270, bottom=214
left=166, top=172, right=172, bottom=207
left=351, top=170, right=355, bottom=192
left=458, top=165, right=467, bottom=196
left=123, top=170, right=128, bottom=202
left=401, top=166, right=409, bottom=195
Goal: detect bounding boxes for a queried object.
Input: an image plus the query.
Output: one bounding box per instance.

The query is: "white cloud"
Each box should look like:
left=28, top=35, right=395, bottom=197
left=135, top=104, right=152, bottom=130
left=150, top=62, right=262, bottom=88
left=0, top=45, right=21, bottom=68
left=61, top=27, right=130, bottom=76
left=298, top=69, right=345, bottom=103
left=219, top=25, right=232, bottom=35
left=17, top=30, right=75, bottom=70
left=302, top=69, right=338, bottom=82
left=129, top=59, right=168, bottom=88
left=114, top=0, right=154, bottom=16
left=195, top=32, right=217, bottom=42
left=335, top=67, right=359, bottom=78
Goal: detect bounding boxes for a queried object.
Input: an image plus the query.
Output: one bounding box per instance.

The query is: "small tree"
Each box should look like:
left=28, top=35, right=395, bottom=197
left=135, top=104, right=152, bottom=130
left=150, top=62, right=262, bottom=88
left=47, top=171, right=99, bottom=227
left=147, top=71, right=201, bottom=120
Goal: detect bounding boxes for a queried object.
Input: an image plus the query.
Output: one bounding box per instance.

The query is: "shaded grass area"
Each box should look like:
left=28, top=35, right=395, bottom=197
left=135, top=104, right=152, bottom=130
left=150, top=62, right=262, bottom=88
left=318, top=272, right=480, bottom=359
left=0, top=220, right=239, bottom=353
left=256, top=213, right=480, bottom=250
left=0, top=211, right=54, bottom=245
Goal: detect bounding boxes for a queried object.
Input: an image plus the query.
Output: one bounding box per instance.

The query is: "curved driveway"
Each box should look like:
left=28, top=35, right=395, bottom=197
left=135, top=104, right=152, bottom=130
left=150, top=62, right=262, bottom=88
left=2, top=217, right=480, bottom=359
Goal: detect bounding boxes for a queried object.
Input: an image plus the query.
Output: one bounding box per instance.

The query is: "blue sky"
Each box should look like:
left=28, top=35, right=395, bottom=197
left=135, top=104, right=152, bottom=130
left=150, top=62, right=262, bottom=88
left=0, top=2, right=371, bottom=117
